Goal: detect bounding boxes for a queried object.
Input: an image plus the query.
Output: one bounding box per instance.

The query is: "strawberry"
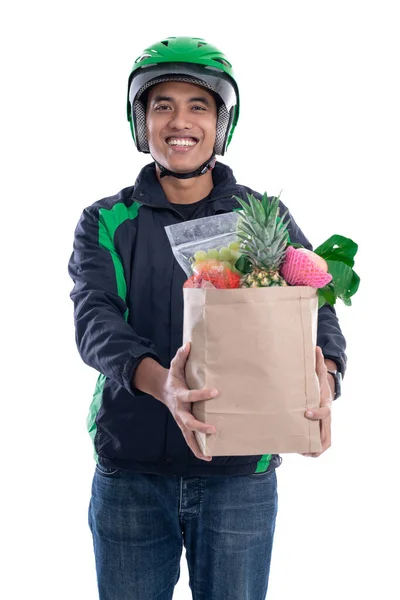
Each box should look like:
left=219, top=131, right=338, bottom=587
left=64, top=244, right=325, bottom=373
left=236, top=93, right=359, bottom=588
left=194, top=260, right=240, bottom=289
left=185, top=260, right=240, bottom=289
left=183, top=275, right=200, bottom=288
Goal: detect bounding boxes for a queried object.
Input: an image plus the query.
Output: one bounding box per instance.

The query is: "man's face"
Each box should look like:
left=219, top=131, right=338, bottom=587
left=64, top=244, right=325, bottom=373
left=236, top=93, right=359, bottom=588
left=146, top=81, right=218, bottom=174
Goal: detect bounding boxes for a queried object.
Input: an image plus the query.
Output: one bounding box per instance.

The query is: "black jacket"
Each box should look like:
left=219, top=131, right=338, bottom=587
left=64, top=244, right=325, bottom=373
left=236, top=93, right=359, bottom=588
left=68, top=161, right=347, bottom=476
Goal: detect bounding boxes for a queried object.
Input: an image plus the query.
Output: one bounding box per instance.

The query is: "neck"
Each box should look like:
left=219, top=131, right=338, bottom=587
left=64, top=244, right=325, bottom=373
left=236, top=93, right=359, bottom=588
left=155, top=165, right=214, bottom=204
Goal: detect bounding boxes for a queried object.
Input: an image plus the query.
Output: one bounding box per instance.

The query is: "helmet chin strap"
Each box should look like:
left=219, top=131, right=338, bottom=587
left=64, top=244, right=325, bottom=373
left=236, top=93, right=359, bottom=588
left=154, top=154, right=216, bottom=180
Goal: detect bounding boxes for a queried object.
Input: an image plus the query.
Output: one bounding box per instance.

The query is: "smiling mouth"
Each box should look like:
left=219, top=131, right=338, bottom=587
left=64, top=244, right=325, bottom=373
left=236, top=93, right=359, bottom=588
left=166, top=137, right=199, bottom=147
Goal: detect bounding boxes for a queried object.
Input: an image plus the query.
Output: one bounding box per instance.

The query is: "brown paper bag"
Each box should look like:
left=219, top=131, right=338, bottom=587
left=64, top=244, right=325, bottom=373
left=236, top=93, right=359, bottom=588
left=183, top=286, right=322, bottom=456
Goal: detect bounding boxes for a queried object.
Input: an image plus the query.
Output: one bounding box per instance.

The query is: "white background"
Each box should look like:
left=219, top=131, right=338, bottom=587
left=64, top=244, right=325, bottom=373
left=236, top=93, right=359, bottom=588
left=2, top=1, right=399, bottom=598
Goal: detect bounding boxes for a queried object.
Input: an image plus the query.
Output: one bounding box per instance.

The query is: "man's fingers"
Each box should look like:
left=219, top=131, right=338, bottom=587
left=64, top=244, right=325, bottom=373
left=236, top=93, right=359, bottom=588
left=183, top=388, right=219, bottom=403
left=175, top=410, right=217, bottom=437
left=315, top=346, right=328, bottom=379
left=304, top=405, right=331, bottom=420
left=170, top=342, right=191, bottom=374
left=302, top=353, right=332, bottom=459
left=177, top=413, right=217, bottom=460
left=320, top=418, right=331, bottom=450
left=301, top=419, right=331, bottom=458
left=183, top=415, right=217, bottom=435
left=184, top=429, right=213, bottom=462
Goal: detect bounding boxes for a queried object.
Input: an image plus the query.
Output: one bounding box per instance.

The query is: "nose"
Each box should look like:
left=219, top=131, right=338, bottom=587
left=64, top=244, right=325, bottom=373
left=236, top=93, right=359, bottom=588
left=168, top=106, right=193, bottom=130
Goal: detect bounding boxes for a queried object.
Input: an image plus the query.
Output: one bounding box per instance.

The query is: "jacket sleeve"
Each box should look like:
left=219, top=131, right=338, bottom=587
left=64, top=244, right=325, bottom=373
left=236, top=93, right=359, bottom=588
left=68, top=205, right=161, bottom=395
left=280, top=200, right=348, bottom=376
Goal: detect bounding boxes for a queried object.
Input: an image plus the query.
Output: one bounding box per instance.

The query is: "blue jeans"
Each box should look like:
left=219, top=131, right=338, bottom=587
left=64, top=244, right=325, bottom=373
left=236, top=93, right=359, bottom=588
left=88, top=463, right=278, bottom=600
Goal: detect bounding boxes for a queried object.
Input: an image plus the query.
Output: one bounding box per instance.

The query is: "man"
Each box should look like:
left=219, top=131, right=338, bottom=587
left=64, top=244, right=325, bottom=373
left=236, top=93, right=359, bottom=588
left=68, top=37, right=346, bottom=600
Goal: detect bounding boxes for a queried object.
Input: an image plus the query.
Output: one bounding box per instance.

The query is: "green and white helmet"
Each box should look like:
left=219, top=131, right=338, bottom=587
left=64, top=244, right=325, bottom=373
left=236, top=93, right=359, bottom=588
left=127, top=37, right=240, bottom=156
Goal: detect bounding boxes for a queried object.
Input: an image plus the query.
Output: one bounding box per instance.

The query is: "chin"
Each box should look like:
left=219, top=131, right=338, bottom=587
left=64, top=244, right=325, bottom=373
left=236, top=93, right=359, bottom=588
left=162, top=156, right=210, bottom=174
left=169, top=161, right=201, bottom=173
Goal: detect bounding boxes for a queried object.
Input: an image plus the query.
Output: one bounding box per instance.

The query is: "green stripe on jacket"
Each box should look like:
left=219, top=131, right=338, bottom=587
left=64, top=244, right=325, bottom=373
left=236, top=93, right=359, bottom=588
left=87, top=202, right=140, bottom=461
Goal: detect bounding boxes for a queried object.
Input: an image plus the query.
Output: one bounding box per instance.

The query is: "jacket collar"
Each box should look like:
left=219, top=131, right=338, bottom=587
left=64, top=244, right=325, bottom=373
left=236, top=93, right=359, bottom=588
left=131, top=161, right=239, bottom=208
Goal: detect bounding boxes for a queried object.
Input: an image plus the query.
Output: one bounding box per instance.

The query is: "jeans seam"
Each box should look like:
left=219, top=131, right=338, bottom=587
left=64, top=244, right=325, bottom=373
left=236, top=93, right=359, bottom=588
left=179, top=477, right=183, bottom=516
left=191, top=478, right=204, bottom=599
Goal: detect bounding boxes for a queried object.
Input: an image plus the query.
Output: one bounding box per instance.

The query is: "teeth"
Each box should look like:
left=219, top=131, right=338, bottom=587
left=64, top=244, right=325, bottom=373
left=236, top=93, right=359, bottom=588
left=167, top=138, right=197, bottom=147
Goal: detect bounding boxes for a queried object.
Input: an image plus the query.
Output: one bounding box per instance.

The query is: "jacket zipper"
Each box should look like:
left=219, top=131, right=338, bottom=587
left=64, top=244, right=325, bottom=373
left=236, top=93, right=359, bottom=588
left=133, top=187, right=240, bottom=220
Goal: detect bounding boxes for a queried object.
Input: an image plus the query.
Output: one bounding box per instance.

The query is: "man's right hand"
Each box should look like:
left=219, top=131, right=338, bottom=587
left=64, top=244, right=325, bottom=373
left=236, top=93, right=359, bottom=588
left=133, top=342, right=219, bottom=462
left=161, top=342, right=219, bottom=462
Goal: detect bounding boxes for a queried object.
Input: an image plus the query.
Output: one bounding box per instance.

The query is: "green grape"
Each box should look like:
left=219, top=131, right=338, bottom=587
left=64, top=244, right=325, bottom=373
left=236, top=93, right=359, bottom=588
left=194, top=250, right=207, bottom=262
left=229, top=249, right=240, bottom=262
left=229, top=241, right=240, bottom=251
left=218, top=247, right=232, bottom=261
left=206, top=248, right=219, bottom=259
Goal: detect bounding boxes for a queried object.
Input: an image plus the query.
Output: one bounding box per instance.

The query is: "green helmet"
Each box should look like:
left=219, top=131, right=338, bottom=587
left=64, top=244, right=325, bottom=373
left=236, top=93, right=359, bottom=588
left=127, top=37, right=240, bottom=156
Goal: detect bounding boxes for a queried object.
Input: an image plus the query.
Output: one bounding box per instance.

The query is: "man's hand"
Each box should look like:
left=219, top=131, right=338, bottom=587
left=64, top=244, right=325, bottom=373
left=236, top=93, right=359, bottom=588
left=301, top=346, right=334, bottom=458
left=161, top=342, right=218, bottom=462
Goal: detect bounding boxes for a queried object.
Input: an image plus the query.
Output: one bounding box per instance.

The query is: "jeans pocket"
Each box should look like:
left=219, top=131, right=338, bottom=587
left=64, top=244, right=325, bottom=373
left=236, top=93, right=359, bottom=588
left=95, top=461, right=121, bottom=477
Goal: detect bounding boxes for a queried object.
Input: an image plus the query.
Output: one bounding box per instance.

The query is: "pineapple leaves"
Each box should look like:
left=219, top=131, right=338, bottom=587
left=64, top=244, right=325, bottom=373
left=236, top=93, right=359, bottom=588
left=233, top=192, right=291, bottom=274
left=252, top=195, right=266, bottom=225
left=261, top=193, right=271, bottom=218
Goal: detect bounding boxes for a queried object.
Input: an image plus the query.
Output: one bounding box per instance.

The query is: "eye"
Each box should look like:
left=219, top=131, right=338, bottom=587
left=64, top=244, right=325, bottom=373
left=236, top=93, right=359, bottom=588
left=192, top=105, right=207, bottom=111
left=154, top=104, right=171, bottom=111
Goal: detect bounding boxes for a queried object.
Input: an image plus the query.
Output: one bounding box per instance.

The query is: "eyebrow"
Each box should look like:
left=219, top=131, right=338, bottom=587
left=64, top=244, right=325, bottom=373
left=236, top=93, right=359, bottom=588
left=151, top=95, right=212, bottom=106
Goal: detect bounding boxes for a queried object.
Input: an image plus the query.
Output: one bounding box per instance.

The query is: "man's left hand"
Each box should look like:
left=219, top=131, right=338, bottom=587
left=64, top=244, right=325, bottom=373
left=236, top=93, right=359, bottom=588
left=301, top=346, right=334, bottom=458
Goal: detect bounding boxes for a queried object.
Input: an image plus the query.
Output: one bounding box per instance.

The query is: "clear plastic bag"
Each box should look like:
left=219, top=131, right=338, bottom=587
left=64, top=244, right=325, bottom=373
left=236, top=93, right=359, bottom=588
left=165, top=212, right=240, bottom=278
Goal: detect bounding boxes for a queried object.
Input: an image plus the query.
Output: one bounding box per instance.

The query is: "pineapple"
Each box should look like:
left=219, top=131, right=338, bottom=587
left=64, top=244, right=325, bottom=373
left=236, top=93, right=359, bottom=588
left=235, top=193, right=290, bottom=288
